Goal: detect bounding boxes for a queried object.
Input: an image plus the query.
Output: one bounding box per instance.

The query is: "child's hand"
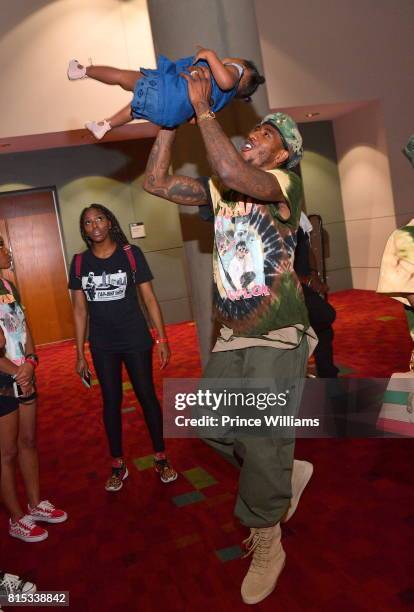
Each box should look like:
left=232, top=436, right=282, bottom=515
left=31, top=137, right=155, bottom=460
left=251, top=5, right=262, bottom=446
left=194, top=46, right=213, bottom=62
left=180, top=66, right=212, bottom=109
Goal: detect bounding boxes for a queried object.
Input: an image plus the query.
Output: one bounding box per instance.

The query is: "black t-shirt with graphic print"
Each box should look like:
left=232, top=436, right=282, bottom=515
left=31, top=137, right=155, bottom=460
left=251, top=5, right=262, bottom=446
left=68, top=245, right=153, bottom=352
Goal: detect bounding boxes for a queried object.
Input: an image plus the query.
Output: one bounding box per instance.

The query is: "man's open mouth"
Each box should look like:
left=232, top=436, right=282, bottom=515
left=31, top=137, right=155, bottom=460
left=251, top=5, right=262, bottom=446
left=241, top=140, right=254, bottom=152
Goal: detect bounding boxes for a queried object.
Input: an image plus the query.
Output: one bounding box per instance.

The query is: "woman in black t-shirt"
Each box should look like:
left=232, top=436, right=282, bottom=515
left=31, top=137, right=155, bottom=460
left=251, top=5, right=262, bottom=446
left=69, top=204, right=177, bottom=491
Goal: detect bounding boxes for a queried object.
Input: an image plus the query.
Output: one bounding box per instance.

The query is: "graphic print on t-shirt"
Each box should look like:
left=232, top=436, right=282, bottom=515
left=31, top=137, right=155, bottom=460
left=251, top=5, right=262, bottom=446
left=214, top=194, right=296, bottom=304
left=0, top=281, right=27, bottom=365
left=209, top=169, right=308, bottom=337
left=81, top=270, right=127, bottom=302
left=215, top=207, right=269, bottom=300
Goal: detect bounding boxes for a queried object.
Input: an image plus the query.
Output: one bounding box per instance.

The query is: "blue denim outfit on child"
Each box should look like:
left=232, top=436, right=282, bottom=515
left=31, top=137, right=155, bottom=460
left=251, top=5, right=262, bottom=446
left=131, top=55, right=240, bottom=128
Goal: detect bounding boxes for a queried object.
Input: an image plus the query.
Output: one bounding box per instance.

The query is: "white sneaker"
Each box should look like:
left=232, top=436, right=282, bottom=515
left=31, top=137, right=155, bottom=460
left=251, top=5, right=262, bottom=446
left=282, top=459, right=313, bottom=523
left=85, top=120, right=111, bottom=140
left=0, top=572, right=36, bottom=599
left=67, top=59, right=87, bottom=80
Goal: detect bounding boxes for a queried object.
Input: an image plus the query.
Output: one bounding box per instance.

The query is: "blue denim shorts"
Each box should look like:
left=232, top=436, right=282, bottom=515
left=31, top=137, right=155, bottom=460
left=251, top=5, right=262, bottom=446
left=131, top=74, right=161, bottom=124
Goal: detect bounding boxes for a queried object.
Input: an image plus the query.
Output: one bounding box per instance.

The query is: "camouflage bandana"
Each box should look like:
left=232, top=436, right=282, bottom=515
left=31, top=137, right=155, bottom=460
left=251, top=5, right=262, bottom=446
left=261, top=112, right=303, bottom=169
left=402, top=134, right=414, bottom=168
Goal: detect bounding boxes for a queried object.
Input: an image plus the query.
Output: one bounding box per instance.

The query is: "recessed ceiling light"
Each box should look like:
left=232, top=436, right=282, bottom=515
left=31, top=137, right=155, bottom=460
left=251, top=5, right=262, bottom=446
left=305, top=112, right=320, bottom=118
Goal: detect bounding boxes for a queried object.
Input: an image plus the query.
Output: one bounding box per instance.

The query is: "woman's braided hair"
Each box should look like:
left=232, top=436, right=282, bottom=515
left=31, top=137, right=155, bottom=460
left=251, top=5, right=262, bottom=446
left=80, top=204, right=129, bottom=248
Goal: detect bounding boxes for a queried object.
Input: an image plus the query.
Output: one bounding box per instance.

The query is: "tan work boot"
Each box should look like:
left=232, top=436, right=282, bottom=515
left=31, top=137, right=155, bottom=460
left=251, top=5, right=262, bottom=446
left=241, top=523, right=286, bottom=605
left=282, top=459, right=313, bottom=523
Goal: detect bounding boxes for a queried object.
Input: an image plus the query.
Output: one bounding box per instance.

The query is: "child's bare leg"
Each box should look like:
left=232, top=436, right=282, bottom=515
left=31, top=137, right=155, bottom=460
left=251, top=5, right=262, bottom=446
left=85, top=65, right=142, bottom=92
left=91, top=104, right=132, bottom=131
left=85, top=104, right=133, bottom=140
left=107, top=104, right=133, bottom=128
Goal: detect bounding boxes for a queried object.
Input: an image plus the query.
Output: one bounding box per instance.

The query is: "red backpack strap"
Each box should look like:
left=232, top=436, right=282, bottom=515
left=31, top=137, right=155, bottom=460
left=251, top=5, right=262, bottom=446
left=75, top=253, right=83, bottom=279
left=1, top=278, right=13, bottom=294
left=123, top=244, right=137, bottom=282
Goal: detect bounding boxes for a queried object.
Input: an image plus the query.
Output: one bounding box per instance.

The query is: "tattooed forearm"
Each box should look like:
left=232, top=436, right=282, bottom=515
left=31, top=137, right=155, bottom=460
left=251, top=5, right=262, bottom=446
left=146, top=175, right=207, bottom=205
left=144, top=128, right=208, bottom=206
left=194, top=104, right=284, bottom=202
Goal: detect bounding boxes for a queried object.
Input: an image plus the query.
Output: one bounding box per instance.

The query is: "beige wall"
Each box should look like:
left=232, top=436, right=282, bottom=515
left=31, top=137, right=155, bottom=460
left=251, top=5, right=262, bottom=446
left=0, top=0, right=155, bottom=138
left=0, top=140, right=192, bottom=324
left=333, top=101, right=397, bottom=290
left=255, top=0, right=414, bottom=288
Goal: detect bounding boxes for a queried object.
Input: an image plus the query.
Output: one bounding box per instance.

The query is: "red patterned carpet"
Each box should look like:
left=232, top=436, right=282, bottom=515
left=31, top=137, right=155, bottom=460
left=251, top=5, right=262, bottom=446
left=1, top=291, right=413, bottom=611
left=329, top=289, right=413, bottom=378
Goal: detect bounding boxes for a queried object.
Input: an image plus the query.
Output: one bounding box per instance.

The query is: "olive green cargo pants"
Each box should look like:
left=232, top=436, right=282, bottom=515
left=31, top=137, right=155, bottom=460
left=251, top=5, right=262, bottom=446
left=202, top=339, right=308, bottom=527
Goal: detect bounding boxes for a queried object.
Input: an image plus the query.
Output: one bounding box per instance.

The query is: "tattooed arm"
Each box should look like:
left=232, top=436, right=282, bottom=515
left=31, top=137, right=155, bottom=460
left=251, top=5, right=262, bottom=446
left=180, top=66, right=288, bottom=210
left=143, top=128, right=208, bottom=206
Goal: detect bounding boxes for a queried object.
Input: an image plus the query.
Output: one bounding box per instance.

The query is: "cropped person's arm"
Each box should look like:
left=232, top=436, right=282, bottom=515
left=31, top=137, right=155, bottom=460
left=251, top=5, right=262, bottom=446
left=308, top=241, right=329, bottom=294
left=0, top=328, right=30, bottom=393
left=71, top=289, right=90, bottom=376
left=194, top=47, right=239, bottom=90
left=0, top=355, right=18, bottom=377
left=138, top=281, right=170, bottom=369
left=143, top=128, right=208, bottom=206
left=14, top=322, right=36, bottom=388
left=181, top=66, right=289, bottom=216
left=0, top=326, right=17, bottom=376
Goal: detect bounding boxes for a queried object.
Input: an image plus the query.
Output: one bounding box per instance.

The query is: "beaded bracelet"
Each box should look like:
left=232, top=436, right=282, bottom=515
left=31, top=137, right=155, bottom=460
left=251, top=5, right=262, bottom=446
left=155, top=338, right=168, bottom=344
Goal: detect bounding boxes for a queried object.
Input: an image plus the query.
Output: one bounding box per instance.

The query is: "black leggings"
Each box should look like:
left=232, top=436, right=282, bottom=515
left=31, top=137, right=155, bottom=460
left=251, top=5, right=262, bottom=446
left=91, top=347, right=165, bottom=458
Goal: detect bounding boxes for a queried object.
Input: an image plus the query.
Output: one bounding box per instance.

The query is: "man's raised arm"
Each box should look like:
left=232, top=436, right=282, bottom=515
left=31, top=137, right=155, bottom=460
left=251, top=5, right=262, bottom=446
left=143, top=128, right=208, bottom=206
left=180, top=67, right=287, bottom=204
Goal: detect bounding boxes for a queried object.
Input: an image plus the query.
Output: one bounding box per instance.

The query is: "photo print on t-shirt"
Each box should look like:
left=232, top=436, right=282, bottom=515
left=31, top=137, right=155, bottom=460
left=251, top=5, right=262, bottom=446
left=212, top=191, right=300, bottom=335
left=81, top=270, right=127, bottom=302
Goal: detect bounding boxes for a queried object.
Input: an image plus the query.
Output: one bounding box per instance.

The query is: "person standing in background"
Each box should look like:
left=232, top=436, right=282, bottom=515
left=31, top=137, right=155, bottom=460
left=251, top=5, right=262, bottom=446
left=294, top=212, right=339, bottom=378
left=0, top=240, right=67, bottom=542
left=69, top=204, right=177, bottom=492
left=378, top=135, right=414, bottom=336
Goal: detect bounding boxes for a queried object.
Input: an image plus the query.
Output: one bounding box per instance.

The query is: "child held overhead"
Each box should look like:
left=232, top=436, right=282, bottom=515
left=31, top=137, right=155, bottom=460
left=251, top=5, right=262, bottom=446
left=67, top=47, right=265, bottom=139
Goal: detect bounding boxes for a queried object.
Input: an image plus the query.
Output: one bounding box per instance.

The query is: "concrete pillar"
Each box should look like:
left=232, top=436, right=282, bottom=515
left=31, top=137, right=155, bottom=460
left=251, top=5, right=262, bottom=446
left=147, top=0, right=269, bottom=365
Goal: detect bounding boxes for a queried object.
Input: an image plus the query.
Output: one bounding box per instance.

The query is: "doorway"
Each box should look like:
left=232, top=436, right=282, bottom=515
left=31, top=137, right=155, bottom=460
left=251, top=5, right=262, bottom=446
left=0, top=188, right=74, bottom=345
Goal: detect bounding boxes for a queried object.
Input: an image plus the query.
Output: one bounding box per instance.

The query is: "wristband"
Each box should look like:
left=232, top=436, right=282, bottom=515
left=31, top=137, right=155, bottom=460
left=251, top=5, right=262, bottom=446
left=24, top=358, right=37, bottom=369
left=25, top=353, right=39, bottom=365
left=155, top=338, right=169, bottom=344
left=25, top=357, right=37, bottom=369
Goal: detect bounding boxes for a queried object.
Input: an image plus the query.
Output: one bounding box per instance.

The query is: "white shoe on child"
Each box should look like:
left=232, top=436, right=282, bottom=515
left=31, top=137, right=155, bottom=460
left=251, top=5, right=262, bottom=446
left=67, top=59, right=87, bottom=80
left=85, top=120, right=111, bottom=140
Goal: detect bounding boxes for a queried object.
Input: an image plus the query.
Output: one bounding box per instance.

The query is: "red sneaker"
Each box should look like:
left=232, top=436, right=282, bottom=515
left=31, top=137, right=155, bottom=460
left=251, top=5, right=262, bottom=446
left=28, top=500, right=68, bottom=524
left=9, top=515, right=48, bottom=542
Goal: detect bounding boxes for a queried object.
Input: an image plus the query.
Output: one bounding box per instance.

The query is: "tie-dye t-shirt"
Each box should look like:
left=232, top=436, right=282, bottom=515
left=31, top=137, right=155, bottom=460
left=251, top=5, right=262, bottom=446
left=207, top=169, right=312, bottom=351
left=377, top=218, right=414, bottom=340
